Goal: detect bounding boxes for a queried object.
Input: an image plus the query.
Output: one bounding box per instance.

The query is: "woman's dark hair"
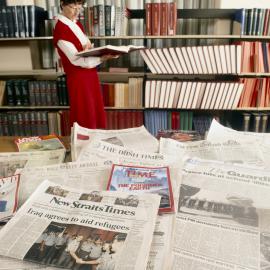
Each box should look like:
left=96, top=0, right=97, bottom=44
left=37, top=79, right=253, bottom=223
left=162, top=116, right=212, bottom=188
left=60, top=0, right=85, bottom=9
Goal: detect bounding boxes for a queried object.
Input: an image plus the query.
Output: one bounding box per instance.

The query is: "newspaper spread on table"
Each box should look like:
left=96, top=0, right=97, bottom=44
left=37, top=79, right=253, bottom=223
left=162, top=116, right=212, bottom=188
left=19, top=146, right=178, bottom=270
left=172, top=158, right=270, bottom=270
left=207, top=119, right=270, bottom=164
left=71, top=123, right=159, bottom=160
left=0, top=180, right=160, bottom=270
left=159, top=137, right=266, bottom=167
left=0, top=175, right=20, bottom=222
left=0, top=150, right=66, bottom=178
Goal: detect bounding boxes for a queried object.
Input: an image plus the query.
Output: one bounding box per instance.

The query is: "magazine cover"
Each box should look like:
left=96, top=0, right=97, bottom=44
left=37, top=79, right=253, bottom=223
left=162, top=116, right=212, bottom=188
left=14, top=135, right=66, bottom=152
left=107, top=165, right=174, bottom=213
left=157, top=129, right=203, bottom=142
left=0, top=175, right=20, bottom=222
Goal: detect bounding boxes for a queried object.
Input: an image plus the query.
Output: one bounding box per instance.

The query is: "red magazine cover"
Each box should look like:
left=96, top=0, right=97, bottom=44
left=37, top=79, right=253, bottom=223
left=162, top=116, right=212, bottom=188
left=107, top=164, right=174, bottom=213
left=14, top=135, right=66, bottom=152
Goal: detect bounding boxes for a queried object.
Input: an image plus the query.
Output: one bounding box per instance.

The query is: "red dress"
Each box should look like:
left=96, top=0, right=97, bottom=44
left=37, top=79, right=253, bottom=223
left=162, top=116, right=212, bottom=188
left=53, top=19, right=106, bottom=129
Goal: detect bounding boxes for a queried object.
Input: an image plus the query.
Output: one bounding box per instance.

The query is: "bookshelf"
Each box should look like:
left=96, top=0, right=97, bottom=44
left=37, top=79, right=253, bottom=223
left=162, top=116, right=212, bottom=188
left=0, top=6, right=270, bottom=136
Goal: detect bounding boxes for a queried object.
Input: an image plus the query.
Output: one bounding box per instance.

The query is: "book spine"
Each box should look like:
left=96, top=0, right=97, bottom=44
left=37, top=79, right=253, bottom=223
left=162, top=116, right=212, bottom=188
left=13, top=80, right=22, bottom=106
left=151, top=2, right=160, bottom=36
left=104, top=0, right=111, bottom=36
left=5, top=80, right=15, bottom=106
left=145, top=2, right=152, bottom=35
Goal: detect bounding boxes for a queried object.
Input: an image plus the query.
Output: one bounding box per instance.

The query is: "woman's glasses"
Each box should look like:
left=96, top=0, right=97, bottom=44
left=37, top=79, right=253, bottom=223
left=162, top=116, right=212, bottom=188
left=67, top=4, right=84, bottom=12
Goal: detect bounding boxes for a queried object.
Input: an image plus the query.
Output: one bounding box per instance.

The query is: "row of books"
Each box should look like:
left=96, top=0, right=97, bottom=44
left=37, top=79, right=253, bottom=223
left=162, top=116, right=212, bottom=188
left=241, top=42, right=270, bottom=73
left=141, top=44, right=242, bottom=74
left=0, top=111, right=49, bottom=136
left=0, top=110, right=70, bottom=136
left=82, top=0, right=128, bottom=37
left=101, top=77, right=143, bottom=108
left=145, top=80, right=244, bottom=110
left=0, top=109, right=144, bottom=136
left=145, top=0, right=177, bottom=36
left=234, top=8, right=270, bottom=36
left=144, top=110, right=215, bottom=136
left=106, top=110, right=144, bottom=130
left=241, top=112, right=269, bottom=132
left=3, top=77, right=68, bottom=107
left=144, top=110, right=193, bottom=136
left=238, top=78, right=270, bottom=108
left=0, top=5, right=46, bottom=38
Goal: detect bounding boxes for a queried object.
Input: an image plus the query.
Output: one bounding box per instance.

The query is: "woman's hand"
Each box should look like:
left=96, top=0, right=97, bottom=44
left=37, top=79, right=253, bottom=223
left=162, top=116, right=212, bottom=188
left=100, top=54, right=120, bottom=62
left=84, top=42, right=93, bottom=51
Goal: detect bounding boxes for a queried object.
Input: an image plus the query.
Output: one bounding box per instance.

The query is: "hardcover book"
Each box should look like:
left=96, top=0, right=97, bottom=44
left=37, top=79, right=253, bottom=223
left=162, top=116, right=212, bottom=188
left=107, top=164, right=174, bottom=213
left=76, top=44, right=144, bottom=57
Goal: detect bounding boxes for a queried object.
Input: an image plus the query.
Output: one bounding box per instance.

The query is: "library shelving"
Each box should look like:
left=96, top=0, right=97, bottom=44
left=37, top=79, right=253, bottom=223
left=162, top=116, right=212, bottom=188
left=1, top=8, right=270, bottom=135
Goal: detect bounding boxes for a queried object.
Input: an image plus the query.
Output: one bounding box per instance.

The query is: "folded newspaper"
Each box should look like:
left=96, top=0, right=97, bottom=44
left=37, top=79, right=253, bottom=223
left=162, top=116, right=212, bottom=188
left=71, top=123, right=159, bottom=161
left=0, top=150, right=66, bottom=178
left=159, top=137, right=266, bottom=167
left=0, top=180, right=160, bottom=270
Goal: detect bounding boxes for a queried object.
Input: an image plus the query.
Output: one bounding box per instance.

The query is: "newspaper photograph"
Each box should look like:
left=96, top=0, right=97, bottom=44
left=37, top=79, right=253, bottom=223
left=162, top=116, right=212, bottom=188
left=159, top=137, right=266, bottom=167
left=0, top=150, right=66, bottom=178
left=0, top=175, right=20, bottom=222
left=14, top=135, right=66, bottom=152
left=258, top=210, right=270, bottom=269
left=207, top=119, right=270, bottom=165
left=0, top=180, right=160, bottom=270
left=172, top=158, right=270, bottom=270
left=72, top=122, right=159, bottom=160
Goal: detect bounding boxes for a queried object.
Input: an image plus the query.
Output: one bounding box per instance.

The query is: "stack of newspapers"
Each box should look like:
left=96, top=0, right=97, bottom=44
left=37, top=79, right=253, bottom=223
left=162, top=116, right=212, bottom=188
left=1, top=120, right=270, bottom=269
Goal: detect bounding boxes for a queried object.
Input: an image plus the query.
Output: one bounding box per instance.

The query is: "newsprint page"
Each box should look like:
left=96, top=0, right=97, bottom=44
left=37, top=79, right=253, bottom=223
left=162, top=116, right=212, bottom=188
left=172, top=158, right=270, bottom=270
left=0, top=180, right=160, bottom=270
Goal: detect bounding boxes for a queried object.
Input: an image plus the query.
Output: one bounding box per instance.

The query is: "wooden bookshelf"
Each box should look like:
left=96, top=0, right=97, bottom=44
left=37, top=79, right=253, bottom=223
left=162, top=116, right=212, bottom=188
left=1, top=35, right=270, bottom=41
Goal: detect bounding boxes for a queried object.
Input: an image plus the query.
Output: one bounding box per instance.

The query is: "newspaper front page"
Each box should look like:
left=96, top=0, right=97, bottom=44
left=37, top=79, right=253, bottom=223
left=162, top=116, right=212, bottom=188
left=159, top=137, right=266, bottom=167
left=0, top=180, right=160, bottom=270
left=207, top=119, right=270, bottom=165
left=0, top=150, right=66, bottom=178
left=72, top=123, right=159, bottom=160
left=172, top=158, right=270, bottom=270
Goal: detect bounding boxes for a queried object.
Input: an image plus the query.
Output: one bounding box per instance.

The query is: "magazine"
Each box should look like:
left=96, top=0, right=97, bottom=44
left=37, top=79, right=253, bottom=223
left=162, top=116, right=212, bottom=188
left=107, top=165, right=175, bottom=213
left=0, top=180, right=160, bottom=270
left=0, top=175, right=20, bottom=222
left=76, top=45, right=145, bottom=57
left=156, top=129, right=203, bottom=142
left=14, top=135, right=66, bottom=152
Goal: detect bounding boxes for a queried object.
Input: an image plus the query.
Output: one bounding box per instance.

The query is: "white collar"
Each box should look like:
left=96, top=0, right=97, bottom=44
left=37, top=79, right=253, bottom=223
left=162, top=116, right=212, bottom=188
left=56, top=14, right=88, bottom=46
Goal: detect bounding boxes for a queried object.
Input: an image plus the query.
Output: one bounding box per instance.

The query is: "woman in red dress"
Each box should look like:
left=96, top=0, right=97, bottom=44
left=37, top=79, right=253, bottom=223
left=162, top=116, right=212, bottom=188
left=53, top=0, right=113, bottom=129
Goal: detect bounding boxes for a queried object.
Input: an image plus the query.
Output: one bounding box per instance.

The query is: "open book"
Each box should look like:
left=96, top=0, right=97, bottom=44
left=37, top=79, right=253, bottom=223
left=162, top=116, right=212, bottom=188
left=76, top=44, right=145, bottom=57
